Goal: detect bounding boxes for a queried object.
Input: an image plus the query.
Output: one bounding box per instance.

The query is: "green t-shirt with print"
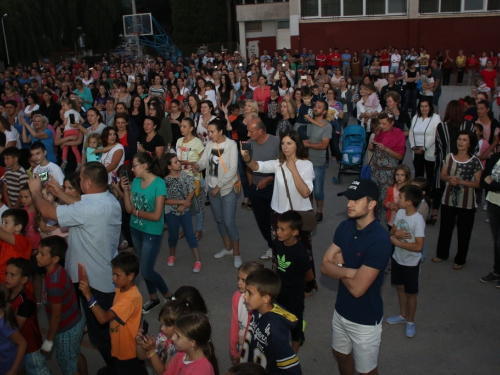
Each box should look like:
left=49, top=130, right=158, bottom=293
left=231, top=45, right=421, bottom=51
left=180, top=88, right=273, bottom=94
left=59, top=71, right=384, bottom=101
left=130, top=176, right=166, bottom=235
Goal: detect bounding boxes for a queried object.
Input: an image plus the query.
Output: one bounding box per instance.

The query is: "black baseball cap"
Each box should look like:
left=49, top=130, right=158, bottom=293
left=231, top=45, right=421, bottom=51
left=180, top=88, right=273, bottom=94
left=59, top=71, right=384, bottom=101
left=337, top=179, right=379, bottom=201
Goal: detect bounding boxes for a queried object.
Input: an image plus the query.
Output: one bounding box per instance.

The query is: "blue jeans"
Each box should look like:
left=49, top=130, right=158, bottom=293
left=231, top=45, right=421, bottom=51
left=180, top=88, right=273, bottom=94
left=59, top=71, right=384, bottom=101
left=130, top=227, right=169, bottom=296
left=208, top=190, right=239, bottom=242
left=432, top=87, right=441, bottom=108
left=166, top=211, right=198, bottom=249
left=313, top=165, right=326, bottom=201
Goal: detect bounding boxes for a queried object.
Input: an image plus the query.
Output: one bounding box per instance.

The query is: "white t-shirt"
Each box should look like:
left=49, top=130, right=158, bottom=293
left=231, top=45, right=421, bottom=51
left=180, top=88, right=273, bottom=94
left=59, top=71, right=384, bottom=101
left=391, top=54, right=401, bottom=67
left=412, top=117, right=432, bottom=147
left=34, top=162, right=65, bottom=186
left=0, top=204, right=8, bottom=217
left=4, top=127, right=21, bottom=149
left=100, top=143, right=125, bottom=184
left=64, top=109, right=81, bottom=131
left=392, top=209, right=426, bottom=266
left=256, top=159, right=314, bottom=213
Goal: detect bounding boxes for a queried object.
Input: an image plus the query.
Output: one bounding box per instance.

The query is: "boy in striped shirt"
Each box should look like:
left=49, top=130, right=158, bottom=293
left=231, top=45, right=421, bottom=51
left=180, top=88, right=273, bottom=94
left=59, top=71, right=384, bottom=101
left=3, top=147, right=29, bottom=208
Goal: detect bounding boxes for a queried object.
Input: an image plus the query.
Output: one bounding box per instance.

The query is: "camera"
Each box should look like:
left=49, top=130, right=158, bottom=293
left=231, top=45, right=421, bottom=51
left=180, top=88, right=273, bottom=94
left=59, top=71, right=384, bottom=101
left=241, top=142, right=252, bottom=151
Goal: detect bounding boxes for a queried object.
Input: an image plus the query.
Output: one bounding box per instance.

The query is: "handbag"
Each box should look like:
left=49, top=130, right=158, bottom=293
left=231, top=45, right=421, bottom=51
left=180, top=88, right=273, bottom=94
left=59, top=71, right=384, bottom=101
left=360, top=149, right=374, bottom=179
left=217, top=142, right=242, bottom=194
left=280, top=165, right=317, bottom=232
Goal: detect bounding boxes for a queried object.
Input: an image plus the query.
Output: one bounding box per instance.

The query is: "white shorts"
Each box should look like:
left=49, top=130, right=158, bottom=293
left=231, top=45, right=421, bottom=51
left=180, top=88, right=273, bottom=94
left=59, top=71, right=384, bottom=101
left=381, top=66, right=389, bottom=73
left=331, top=310, right=382, bottom=374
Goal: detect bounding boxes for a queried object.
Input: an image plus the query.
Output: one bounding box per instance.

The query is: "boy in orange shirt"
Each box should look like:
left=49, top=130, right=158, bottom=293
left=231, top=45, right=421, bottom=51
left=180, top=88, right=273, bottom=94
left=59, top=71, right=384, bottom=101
left=0, top=208, right=31, bottom=283
left=79, top=251, right=148, bottom=375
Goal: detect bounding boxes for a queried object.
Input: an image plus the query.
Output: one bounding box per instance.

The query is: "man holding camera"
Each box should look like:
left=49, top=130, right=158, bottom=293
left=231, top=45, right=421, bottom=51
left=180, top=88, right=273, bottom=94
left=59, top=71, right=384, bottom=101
left=245, top=118, right=280, bottom=260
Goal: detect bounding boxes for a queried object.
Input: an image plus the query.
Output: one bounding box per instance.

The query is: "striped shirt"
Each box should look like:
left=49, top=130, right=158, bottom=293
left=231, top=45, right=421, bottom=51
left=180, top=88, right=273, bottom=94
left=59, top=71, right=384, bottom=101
left=42, top=264, right=81, bottom=333
left=5, top=167, right=29, bottom=206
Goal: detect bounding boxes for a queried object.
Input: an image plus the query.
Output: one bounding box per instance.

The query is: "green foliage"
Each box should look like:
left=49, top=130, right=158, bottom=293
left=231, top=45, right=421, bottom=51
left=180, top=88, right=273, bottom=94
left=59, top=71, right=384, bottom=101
left=0, top=0, right=128, bottom=64
left=170, top=0, right=228, bottom=45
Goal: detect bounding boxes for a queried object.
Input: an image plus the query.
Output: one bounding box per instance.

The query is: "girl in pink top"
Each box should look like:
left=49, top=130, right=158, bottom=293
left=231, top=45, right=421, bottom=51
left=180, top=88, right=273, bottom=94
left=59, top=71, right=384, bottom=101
left=229, top=261, right=263, bottom=364
left=166, top=312, right=218, bottom=375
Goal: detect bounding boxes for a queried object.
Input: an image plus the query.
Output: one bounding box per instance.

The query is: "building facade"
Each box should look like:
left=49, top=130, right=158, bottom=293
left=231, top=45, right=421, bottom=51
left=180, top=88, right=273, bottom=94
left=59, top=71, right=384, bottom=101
left=236, top=0, right=500, bottom=59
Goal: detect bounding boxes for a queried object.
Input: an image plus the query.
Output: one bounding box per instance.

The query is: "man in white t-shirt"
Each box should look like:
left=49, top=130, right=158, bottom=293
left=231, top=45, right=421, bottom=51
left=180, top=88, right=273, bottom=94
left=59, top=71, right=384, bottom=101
left=30, top=142, right=64, bottom=186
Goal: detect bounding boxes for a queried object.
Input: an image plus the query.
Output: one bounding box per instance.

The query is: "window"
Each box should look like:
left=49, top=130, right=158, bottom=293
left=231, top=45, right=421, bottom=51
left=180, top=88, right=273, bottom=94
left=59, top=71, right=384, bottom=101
left=301, top=0, right=407, bottom=17
left=246, top=21, right=262, bottom=32
left=419, top=0, right=489, bottom=12
left=277, top=20, right=290, bottom=29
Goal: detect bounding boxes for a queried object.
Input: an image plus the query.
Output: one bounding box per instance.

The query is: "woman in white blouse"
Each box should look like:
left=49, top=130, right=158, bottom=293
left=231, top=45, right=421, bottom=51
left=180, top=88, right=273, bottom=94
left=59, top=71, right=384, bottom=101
left=242, top=129, right=318, bottom=294
left=409, top=97, right=442, bottom=181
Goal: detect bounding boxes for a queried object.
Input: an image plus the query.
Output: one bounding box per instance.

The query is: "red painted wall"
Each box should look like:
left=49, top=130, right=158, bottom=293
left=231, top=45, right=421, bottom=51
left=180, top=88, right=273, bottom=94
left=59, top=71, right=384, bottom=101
left=247, top=16, right=500, bottom=56
left=246, top=36, right=276, bottom=59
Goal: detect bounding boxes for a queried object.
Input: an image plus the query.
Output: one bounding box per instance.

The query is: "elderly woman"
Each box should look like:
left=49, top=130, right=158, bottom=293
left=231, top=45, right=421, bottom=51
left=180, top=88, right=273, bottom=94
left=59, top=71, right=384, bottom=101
left=20, top=114, right=57, bottom=163
left=409, top=97, right=442, bottom=183
left=369, top=111, right=406, bottom=219
left=242, top=129, right=317, bottom=294
left=193, top=118, right=242, bottom=268
left=432, top=131, right=482, bottom=269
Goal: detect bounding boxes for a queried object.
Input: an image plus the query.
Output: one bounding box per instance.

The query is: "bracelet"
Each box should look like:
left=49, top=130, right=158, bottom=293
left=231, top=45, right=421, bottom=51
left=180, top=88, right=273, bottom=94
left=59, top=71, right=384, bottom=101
left=89, top=300, right=98, bottom=309
left=87, top=296, right=96, bottom=308
left=136, top=209, right=140, bottom=218
left=147, top=351, right=156, bottom=358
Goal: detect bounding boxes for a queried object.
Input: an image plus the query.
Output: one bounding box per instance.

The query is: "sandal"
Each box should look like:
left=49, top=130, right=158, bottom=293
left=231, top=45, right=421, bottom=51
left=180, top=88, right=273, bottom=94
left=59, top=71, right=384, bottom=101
left=196, top=230, right=203, bottom=241
left=178, top=231, right=185, bottom=240
left=431, top=257, right=443, bottom=263
left=241, top=202, right=249, bottom=209
left=427, top=215, right=438, bottom=225
left=453, top=264, right=464, bottom=270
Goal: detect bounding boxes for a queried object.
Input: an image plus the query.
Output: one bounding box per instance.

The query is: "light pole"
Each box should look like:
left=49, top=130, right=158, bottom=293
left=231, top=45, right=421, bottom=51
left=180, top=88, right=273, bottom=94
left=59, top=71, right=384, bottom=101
left=1, top=13, right=9, bottom=65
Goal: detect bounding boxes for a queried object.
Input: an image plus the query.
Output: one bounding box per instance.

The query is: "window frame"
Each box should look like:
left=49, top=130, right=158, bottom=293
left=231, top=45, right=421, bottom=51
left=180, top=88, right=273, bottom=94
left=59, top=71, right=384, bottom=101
left=301, top=0, right=407, bottom=19
left=419, top=0, right=491, bottom=13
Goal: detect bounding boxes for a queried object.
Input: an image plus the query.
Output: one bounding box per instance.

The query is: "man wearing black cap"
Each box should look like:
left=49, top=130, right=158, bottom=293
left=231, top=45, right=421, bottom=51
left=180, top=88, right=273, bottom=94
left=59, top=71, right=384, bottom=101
left=321, top=179, right=391, bottom=375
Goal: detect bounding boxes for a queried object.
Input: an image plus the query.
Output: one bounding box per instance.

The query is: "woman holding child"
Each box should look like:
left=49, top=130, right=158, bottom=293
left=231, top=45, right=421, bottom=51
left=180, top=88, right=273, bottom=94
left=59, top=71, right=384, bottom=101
left=241, top=129, right=318, bottom=294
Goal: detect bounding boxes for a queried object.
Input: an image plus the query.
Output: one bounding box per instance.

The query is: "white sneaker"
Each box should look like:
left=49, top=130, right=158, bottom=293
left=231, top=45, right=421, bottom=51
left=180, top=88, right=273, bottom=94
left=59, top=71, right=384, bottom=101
left=260, top=249, right=273, bottom=260
left=214, top=249, right=233, bottom=259
left=234, top=256, right=242, bottom=268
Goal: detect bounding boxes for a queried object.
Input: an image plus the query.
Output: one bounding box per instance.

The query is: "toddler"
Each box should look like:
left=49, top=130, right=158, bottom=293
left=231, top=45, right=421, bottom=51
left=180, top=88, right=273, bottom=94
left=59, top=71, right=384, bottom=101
left=474, top=76, right=491, bottom=101
left=85, top=133, right=103, bottom=163
left=363, top=83, right=380, bottom=116
left=60, top=98, right=82, bottom=170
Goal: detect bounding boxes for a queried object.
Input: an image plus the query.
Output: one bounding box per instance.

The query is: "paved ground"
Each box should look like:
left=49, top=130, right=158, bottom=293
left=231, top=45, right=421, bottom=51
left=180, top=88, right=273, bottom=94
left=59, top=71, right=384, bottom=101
left=38, top=86, right=500, bottom=374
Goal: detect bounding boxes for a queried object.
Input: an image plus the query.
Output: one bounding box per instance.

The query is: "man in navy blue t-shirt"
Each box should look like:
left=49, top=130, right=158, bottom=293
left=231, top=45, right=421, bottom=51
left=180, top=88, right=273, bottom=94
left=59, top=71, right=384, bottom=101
left=321, top=179, right=391, bottom=375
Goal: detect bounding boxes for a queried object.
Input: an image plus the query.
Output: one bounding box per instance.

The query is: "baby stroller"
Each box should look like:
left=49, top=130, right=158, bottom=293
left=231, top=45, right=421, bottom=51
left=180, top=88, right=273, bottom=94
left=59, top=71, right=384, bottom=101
left=336, top=124, right=366, bottom=184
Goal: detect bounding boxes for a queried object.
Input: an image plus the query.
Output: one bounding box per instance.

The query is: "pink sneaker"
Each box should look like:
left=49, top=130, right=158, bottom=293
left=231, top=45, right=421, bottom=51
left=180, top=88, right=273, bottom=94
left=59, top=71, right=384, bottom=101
left=193, top=261, right=202, bottom=273
left=167, top=256, right=175, bottom=267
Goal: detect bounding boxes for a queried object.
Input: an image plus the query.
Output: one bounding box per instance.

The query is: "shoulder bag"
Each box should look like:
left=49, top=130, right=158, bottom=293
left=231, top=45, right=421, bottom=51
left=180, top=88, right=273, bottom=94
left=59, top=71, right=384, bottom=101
left=280, top=165, right=317, bottom=232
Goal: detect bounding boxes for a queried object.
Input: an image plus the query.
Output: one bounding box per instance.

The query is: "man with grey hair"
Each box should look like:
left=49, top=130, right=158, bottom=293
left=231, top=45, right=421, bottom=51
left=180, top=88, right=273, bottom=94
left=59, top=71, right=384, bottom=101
left=245, top=117, right=280, bottom=260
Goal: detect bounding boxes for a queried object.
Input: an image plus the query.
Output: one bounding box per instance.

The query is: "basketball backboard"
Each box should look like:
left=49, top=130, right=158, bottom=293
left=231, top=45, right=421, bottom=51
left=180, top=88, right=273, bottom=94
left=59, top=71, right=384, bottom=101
left=123, top=13, right=153, bottom=36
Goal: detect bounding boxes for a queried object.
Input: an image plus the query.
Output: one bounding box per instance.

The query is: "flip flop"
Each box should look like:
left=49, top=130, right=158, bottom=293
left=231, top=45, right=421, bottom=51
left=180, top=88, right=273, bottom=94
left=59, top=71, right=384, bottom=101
left=453, top=264, right=464, bottom=270
left=431, top=257, right=443, bottom=263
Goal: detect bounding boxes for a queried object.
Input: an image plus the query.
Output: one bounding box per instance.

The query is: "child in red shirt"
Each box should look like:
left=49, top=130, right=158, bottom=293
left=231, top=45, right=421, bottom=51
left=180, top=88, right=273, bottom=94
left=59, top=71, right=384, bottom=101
left=0, top=208, right=31, bottom=283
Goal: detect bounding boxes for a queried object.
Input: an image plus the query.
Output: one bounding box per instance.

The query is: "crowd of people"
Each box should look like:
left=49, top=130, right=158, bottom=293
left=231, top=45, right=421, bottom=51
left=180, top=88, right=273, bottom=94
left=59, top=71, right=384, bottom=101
left=0, top=43, right=498, bottom=375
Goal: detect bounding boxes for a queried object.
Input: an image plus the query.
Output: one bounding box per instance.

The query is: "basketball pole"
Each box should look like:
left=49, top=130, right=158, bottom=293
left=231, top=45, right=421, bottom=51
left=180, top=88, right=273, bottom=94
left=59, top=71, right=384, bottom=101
left=131, top=0, right=142, bottom=60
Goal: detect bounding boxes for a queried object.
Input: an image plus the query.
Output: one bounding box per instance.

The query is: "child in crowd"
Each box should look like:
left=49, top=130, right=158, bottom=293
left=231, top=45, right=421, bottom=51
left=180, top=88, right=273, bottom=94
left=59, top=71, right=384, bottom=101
left=60, top=97, right=82, bottom=170
left=311, top=84, right=321, bottom=104
left=163, top=153, right=201, bottom=273
left=473, top=76, right=491, bottom=101
left=84, top=133, right=103, bottom=163
left=36, top=235, right=85, bottom=375
left=243, top=268, right=302, bottom=374
left=363, top=83, right=380, bottom=116
left=384, top=165, right=412, bottom=229
left=173, top=285, right=208, bottom=314
left=167, top=312, right=219, bottom=375
left=5, top=257, right=52, bottom=374
left=387, top=185, right=425, bottom=338
left=412, top=177, right=430, bottom=262
left=228, top=104, right=240, bottom=140
left=204, top=81, right=217, bottom=109
left=79, top=251, right=148, bottom=375
left=40, top=187, right=61, bottom=238
left=137, top=298, right=196, bottom=375
left=3, top=147, right=29, bottom=208
left=230, top=261, right=264, bottom=364
left=19, top=185, right=43, bottom=303
left=0, top=208, right=31, bottom=284
left=31, top=142, right=65, bottom=187
left=0, top=283, right=27, bottom=374
left=274, top=211, right=314, bottom=354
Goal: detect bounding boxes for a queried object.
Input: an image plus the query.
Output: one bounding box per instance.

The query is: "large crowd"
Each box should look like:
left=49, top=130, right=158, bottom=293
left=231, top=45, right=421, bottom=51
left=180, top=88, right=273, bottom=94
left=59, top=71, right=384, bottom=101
left=0, top=44, right=499, bottom=375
